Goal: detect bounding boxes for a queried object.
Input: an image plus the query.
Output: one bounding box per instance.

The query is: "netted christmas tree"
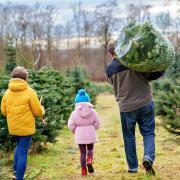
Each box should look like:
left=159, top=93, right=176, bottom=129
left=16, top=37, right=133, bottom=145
left=115, top=21, right=175, bottom=72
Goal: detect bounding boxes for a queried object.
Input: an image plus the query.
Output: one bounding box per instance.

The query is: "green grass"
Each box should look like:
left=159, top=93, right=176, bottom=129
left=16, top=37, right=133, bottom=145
left=1, top=94, right=180, bottom=179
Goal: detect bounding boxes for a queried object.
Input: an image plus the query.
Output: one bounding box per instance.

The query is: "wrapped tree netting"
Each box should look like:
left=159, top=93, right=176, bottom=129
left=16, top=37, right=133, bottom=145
left=115, top=21, right=175, bottom=72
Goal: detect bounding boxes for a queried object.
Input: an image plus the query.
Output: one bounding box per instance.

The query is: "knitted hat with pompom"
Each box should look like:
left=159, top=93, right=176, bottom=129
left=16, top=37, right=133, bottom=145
left=75, top=89, right=90, bottom=103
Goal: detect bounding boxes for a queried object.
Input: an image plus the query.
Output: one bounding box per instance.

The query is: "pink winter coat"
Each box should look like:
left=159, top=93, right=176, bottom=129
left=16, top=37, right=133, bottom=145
left=68, top=102, right=100, bottom=144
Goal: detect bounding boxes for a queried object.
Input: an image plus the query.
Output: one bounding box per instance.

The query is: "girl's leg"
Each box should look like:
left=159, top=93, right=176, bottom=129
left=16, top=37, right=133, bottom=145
left=87, top=143, right=94, bottom=159
left=87, top=144, right=94, bottom=173
left=16, top=136, right=32, bottom=180
left=78, top=144, right=87, bottom=167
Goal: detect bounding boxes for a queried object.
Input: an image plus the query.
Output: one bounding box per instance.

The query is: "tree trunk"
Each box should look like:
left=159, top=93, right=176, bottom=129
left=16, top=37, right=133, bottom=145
left=103, top=25, right=108, bottom=71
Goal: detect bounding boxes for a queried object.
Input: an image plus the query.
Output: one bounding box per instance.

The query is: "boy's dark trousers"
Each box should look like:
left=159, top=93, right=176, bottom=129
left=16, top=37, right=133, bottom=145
left=120, top=101, right=155, bottom=172
left=79, top=144, right=94, bottom=167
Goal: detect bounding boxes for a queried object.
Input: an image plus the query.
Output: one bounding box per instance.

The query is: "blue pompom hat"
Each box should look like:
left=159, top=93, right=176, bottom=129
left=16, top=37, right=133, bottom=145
left=75, top=89, right=90, bottom=103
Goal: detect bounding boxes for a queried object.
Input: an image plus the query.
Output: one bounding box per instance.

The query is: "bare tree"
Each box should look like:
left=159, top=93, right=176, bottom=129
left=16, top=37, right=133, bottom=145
left=126, top=4, right=141, bottom=22
left=71, top=1, right=82, bottom=59
left=156, top=12, right=172, bottom=35
left=65, top=22, right=72, bottom=50
left=141, top=5, right=152, bottom=22
left=0, top=2, right=58, bottom=69
left=29, top=3, right=44, bottom=42
left=54, top=24, right=64, bottom=58
left=0, top=4, right=9, bottom=45
left=0, top=3, right=10, bottom=65
left=94, top=0, right=119, bottom=70
left=126, top=4, right=152, bottom=23
left=44, top=5, right=56, bottom=66
left=81, top=10, right=93, bottom=47
left=13, top=4, right=31, bottom=46
left=29, top=3, right=45, bottom=68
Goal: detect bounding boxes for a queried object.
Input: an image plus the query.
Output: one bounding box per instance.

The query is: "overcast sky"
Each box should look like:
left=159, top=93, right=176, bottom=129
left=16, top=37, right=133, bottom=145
left=0, top=0, right=164, bottom=7
left=0, top=0, right=179, bottom=25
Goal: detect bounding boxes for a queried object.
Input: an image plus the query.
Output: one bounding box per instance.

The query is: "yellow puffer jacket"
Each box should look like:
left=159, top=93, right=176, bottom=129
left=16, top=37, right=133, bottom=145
left=1, top=78, right=45, bottom=136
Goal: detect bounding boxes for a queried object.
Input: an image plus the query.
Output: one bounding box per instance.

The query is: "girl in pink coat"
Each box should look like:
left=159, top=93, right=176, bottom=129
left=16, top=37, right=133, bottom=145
left=68, top=89, right=100, bottom=176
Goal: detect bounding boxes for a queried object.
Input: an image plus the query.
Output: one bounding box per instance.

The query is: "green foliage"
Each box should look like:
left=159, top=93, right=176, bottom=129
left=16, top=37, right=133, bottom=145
left=66, top=67, right=98, bottom=105
left=4, top=41, right=17, bottom=74
left=166, top=51, right=180, bottom=80
left=92, top=82, right=113, bottom=94
left=115, top=21, right=175, bottom=72
left=152, top=52, right=180, bottom=135
left=0, top=70, right=74, bottom=153
left=0, top=68, right=98, bottom=154
left=28, top=69, right=74, bottom=147
left=0, top=75, right=15, bottom=152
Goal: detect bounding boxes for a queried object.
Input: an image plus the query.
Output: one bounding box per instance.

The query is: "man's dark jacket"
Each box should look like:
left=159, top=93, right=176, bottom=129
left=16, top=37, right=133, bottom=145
left=106, top=58, right=164, bottom=112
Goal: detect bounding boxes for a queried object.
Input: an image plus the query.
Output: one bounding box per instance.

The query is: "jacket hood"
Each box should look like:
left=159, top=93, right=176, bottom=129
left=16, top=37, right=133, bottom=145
left=8, top=78, right=28, bottom=91
left=75, top=102, right=94, bottom=118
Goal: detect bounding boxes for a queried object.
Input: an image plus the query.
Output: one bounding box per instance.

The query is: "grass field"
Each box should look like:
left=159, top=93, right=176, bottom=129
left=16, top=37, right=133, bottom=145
left=0, top=94, right=180, bottom=180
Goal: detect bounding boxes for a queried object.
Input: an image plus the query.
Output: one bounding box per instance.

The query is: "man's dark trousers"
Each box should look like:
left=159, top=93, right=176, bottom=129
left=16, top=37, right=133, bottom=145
left=120, top=101, right=155, bottom=172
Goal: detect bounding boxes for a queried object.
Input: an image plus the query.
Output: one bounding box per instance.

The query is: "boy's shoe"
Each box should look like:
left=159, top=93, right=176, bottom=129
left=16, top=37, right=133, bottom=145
left=143, top=159, right=155, bottom=176
left=82, top=167, right=87, bottom=176
left=12, top=175, right=16, bottom=180
left=87, top=157, right=94, bottom=173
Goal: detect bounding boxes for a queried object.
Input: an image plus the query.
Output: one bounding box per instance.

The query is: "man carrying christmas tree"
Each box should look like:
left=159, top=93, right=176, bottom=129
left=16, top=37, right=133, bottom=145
left=106, top=42, right=164, bottom=175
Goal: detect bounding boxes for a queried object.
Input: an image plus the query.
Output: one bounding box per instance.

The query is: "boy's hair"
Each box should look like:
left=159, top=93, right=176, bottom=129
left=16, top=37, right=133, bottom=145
left=11, top=66, right=28, bottom=81
left=107, top=41, right=116, bottom=55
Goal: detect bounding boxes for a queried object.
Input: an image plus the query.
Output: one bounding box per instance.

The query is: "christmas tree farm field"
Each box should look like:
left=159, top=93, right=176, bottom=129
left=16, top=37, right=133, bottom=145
left=1, top=94, right=180, bottom=179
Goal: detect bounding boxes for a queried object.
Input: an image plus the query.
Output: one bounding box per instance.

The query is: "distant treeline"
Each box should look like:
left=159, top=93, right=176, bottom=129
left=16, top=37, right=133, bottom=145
left=0, top=0, right=179, bottom=80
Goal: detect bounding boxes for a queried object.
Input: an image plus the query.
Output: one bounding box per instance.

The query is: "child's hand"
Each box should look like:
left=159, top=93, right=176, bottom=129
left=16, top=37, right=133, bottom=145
left=41, top=118, right=47, bottom=125
left=40, top=97, right=43, bottom=104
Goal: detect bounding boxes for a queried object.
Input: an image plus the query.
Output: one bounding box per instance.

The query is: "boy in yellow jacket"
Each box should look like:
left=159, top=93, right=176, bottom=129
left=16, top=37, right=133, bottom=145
left=1, top=66, right=45, bottom=180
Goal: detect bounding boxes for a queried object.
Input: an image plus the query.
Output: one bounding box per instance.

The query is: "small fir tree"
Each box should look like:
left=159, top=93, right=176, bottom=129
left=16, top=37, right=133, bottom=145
left=152, top=51, right=180, bottom=135
left=4, top=38, right=17, bottom=74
